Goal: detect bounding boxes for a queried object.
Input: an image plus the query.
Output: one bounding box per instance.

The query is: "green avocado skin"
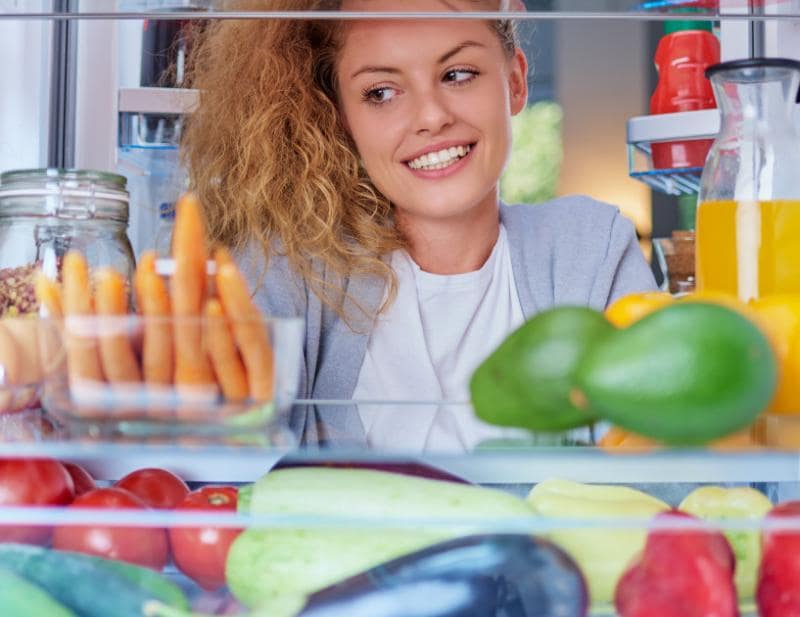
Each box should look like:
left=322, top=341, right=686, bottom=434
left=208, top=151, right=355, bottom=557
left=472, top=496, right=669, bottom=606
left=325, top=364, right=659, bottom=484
left=470, top=306, right=614, bottom=432
left=575, top=302, right=778, bottom=445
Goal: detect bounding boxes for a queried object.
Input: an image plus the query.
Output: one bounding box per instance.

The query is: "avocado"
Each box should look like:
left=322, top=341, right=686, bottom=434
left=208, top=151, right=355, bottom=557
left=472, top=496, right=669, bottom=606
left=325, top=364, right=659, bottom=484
left=574, top=302, right=777, bottom=445
left=470, top=306, right=614, bottom=432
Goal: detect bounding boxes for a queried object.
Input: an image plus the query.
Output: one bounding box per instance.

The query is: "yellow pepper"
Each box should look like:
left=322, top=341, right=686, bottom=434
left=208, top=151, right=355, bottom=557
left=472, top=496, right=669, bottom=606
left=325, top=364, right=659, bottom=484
left=527, top=478, right=669, bottom=605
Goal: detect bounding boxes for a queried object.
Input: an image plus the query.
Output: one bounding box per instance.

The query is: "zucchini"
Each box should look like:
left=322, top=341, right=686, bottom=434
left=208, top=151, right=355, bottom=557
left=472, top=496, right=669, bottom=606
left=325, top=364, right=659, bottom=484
left=0, top=544, right=187, bottom=617
left=0, top=567, right=77, bottom=617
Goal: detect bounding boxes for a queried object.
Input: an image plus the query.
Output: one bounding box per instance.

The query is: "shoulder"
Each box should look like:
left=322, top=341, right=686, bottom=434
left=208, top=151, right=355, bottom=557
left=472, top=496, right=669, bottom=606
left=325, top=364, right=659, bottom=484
left=500, top=195, right=651, bottom=312
left=501, top=194, right=634, bottom=262
left=501, top=194, right=622, bottom=236
left=233, top=237, right=308, bottom=318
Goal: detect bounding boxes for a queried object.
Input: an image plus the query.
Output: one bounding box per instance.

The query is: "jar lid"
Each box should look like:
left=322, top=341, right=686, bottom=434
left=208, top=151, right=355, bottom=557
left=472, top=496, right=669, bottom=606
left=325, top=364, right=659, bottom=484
left=705, top=57, right=800, bottom=79
left=0, top=169, right=129, bottom=222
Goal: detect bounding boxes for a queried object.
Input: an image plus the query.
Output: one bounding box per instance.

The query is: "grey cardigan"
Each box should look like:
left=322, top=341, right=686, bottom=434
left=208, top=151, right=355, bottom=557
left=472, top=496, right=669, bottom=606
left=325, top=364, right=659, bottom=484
left=241, top=195, right=657, bottom=445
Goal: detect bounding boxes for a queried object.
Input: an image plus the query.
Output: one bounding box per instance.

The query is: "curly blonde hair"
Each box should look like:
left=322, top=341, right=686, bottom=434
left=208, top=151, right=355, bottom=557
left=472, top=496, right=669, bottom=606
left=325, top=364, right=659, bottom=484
left=183, top=0, right=519, bottom=326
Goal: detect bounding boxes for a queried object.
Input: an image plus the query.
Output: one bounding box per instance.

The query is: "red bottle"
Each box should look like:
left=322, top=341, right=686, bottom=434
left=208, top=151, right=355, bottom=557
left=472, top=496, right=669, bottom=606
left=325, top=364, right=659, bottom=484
left=650, top=20, right=720, bottom=170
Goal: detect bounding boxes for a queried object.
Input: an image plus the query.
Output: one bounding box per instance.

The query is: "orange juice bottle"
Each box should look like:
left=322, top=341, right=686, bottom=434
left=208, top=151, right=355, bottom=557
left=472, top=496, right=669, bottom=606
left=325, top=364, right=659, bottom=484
left=696, top=199, right=800, bottom=298
left=697, top=59, right=800, bottom=301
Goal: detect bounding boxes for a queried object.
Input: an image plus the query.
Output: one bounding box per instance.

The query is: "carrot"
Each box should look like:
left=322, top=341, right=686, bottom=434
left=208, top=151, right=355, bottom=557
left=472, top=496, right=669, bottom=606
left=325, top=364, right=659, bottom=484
left=171, top=193, right=216, bottom=388
left=94, top=268, right=141, bottom=384
left=136, top=271, right=174, bottom=386
left=61, top=251, right=104, bottom=384
left=214, top=246, right=235, bottom=269
left=216, top=263, right=274, bottom=401
left=34, top=272, right=63, bottom=317
left=134, top=250, right=157, bottom=310
left=0, top=321, right=21, bottom=411
left=203, top=299, right=249, bottom=402
left=134, top=250, right=174, bottom=385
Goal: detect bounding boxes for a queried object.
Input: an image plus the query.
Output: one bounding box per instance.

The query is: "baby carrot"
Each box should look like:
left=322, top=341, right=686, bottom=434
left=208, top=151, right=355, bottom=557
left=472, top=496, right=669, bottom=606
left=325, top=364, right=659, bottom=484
left=203, top=299, right=249, bottom=402
left=216, top=263, right=274, bottom=402
left=62, top=251, right=104, bottom=384
left=0, top=322, right=20, bottom=411
left=214, top=246, right=235, bottom=269
left=134, top=250, right=157, bottom=311
left=171, top=192, right=216, bottom=388
left=136, top=270, right=174, bottom=386
left=94, top=268, right=141, bottom=384
left=34, top=272, right=63, bottom=317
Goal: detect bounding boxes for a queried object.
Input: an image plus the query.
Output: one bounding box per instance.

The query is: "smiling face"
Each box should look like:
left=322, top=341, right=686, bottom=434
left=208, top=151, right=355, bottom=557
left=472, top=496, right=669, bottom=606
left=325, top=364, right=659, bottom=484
left=335, top=0, right=528, bottom=232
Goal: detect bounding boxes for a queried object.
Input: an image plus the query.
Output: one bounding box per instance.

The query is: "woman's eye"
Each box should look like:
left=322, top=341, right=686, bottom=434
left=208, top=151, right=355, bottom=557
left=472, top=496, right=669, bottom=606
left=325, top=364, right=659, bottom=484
left=444, top=69, right=478, bottom=84
left=361, top=86, right=397, bottom=105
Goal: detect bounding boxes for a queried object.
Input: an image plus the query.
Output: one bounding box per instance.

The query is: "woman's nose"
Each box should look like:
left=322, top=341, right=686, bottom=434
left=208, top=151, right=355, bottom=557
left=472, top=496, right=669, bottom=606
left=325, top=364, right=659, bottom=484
left=413, top=91, right=455, bottom=136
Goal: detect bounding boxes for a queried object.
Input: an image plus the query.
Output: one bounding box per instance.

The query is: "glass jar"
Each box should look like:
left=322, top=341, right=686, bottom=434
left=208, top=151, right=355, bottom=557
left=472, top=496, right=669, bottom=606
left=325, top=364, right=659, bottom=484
left=696, top=58, right=800, bottom=301
left=0, top=169, right=135, bottom=316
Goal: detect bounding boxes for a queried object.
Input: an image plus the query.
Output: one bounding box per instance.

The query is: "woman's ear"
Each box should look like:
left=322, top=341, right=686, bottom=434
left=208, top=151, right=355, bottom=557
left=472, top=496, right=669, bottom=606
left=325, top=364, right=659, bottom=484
left=508, top=48, right=529, bottom=116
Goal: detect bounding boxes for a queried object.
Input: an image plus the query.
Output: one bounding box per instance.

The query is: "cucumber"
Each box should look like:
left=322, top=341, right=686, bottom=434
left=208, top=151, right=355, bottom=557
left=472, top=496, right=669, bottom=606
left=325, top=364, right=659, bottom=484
left=0, top=544, right=187, bottom=617
left=0, top=567, right=77, bottom=617
left=79, top=552, right=188, bottom=610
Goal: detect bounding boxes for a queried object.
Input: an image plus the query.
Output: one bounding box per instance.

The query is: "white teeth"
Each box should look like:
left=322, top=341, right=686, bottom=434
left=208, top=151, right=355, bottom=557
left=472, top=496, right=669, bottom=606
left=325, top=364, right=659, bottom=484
left=408, top=145, right=471, bottom=171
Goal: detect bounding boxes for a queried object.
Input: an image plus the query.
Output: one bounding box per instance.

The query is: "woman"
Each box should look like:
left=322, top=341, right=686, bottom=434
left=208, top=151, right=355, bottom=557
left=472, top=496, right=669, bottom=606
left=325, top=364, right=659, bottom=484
left=183, top=0, right=656, bottom=448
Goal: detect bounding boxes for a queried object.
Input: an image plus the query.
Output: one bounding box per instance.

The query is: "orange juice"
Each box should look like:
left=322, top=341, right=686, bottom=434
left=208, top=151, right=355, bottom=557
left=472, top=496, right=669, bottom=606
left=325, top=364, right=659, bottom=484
left=696, top=199, right=800, bottom=300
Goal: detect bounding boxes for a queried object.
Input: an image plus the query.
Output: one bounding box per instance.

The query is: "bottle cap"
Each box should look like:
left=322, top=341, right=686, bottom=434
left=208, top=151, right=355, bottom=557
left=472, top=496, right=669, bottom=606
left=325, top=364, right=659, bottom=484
left=664, top=8, right=713, bottom=34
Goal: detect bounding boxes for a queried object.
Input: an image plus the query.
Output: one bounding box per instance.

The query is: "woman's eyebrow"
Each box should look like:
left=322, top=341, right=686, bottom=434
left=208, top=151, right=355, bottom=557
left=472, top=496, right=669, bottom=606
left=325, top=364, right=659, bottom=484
left=349, top=40, right=486, bottom=80
left=438, top=40, right=485, bottom=64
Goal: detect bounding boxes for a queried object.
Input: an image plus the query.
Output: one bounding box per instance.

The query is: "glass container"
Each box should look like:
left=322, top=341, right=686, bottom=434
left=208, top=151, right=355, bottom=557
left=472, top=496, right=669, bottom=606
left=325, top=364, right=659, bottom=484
left=696, top=58, right=800, bottom=301
left=0, top=169, right=135, bottom=316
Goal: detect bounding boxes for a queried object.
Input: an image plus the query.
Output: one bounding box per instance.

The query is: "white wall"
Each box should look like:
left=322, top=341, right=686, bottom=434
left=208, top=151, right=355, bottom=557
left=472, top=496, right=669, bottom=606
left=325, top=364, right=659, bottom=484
left=554, top=0, right=652, bottom=237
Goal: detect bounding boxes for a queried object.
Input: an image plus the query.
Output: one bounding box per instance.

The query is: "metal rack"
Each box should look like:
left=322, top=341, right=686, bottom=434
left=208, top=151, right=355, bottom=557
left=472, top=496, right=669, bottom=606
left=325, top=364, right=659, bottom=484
left=626, top=108, right=720, bottom=196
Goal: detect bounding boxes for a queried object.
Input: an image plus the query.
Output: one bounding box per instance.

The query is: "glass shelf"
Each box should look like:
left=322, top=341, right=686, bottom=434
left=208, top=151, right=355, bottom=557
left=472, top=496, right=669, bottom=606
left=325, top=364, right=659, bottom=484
left=0, top=402, right=783, bottom=617
left=1, top=0, right=797, bottom=20
left=1, top=404, right=798, bottom=488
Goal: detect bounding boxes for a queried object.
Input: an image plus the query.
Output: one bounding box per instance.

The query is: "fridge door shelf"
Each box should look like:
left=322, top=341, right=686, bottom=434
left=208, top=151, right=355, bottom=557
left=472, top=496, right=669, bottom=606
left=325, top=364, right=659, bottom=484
left=626, top=108, right=720, bottom=196
left=118, top=87, right=198, bottom=149
left=627, top=103, right=800, bottom=196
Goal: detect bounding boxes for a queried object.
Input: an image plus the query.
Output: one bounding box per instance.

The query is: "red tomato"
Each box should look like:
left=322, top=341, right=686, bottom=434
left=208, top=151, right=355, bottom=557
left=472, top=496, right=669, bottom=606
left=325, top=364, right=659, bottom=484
left=62, top=462, right=96, bottom=496
left=0, top=458, right=74, bottom=544
left=52, top=487, right=169, bottom=570
left=115, top=468, right=189, bottom=509
left=169, top=486, right=242, bottom=591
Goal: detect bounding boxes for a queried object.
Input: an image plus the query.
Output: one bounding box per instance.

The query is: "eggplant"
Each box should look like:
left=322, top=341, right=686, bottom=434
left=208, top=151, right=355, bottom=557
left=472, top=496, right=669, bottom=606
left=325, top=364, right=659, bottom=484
left=272, top=458, right=470, bottom=484
left=296, top=534, right=589, bottom=617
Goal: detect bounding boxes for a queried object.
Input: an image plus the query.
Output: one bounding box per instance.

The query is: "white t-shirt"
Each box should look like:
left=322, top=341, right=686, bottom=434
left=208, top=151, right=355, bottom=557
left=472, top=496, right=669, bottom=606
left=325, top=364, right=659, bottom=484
left=352, top=224, right=527, bottom=452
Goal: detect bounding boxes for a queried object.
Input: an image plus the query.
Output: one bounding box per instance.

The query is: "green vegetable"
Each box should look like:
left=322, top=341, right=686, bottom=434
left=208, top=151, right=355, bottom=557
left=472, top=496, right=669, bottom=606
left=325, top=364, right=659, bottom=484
left=574, top=302, right=777, bottom=444
left=82, top=551, right=188, bottom=610
left=501, top=101, right=563, bottom=205
left=470, top=306, right=613, bottom=432
left=0, top=567, right=77, bottom=617
left=527, top=478, right=669, bottom=605
left=679, top=486, right=773, bottom=600
left=237, top=484, right=253, bottom=513
left=0, top=544, right=187, bottom=617
left=227, top=467, right=534, bottom=611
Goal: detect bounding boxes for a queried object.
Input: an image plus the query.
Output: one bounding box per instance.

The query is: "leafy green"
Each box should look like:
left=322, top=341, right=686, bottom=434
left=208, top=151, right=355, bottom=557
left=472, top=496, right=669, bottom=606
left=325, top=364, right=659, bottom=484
left=501, top=101, right=563, bottom=205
